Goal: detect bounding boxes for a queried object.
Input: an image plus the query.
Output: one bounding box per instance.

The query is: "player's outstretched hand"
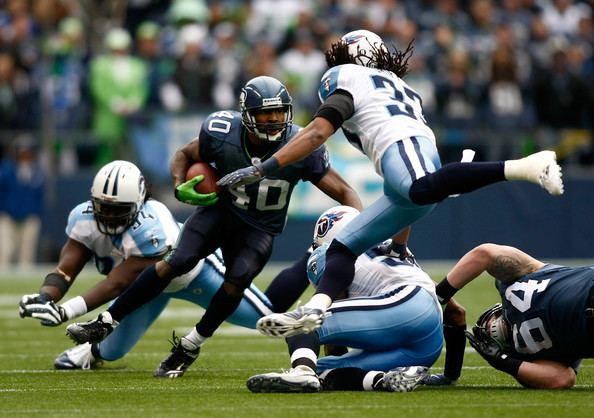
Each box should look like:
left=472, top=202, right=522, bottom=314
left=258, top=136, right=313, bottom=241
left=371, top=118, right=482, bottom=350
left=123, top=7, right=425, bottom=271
left=19, top=293, right=67, bottom=326
left=217, top=166, right=261, bottom=188
left=175, top=175, right=219, bottom=206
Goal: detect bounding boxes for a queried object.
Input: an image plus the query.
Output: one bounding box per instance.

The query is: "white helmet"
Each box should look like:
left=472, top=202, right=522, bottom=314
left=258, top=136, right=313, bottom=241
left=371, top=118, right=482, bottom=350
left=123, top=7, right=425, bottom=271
left=312, top=205, right=360, bottom=249
left=341, top=29, right=386, bottom=67
left=90, top=160, right=146, bottom=235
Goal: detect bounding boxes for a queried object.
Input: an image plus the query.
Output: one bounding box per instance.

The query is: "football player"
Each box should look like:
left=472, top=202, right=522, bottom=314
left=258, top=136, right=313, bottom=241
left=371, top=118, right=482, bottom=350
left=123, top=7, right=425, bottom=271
left=18, top=160, right=278, bottom=369
left=218, top=30, right=564, bottom=339
left=64, top=76, right=365, bottom=377
left=247, top=205, right=445, bottom=393
left=439, top=243, right=594, bottom=389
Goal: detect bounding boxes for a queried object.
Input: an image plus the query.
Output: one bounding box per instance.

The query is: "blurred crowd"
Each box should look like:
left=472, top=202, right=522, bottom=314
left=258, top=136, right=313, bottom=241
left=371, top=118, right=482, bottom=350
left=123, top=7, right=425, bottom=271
left=0, top=0, right=593, bottom=165
left=0, top=0, right=593, bottom=266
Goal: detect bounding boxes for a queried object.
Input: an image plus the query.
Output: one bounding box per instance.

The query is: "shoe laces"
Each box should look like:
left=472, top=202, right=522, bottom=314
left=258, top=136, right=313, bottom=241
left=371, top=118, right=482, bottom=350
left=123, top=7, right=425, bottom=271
left=164, top=331, right=199, bottom=367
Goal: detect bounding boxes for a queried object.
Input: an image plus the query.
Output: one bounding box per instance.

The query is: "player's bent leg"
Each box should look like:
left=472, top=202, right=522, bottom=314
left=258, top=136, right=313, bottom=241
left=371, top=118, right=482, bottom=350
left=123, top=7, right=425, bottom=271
left=98, top=293, right=171, bottom=361
left=246, top=365, right=321, bottom=393
left=176, top=260, right=273, bottom=329
left=154, top=332, right=200, bottom=378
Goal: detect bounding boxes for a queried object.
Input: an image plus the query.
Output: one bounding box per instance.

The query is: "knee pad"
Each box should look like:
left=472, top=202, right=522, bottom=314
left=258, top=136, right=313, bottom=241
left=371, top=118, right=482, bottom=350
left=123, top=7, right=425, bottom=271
left=164, top=247, right=202, bottom=276
left=409, top=173, right=447, bottom=205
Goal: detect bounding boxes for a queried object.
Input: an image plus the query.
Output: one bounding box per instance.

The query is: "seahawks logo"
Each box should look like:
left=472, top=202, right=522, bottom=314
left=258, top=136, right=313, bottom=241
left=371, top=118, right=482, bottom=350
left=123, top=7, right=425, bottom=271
left=316, top=211, right=349, bottom=239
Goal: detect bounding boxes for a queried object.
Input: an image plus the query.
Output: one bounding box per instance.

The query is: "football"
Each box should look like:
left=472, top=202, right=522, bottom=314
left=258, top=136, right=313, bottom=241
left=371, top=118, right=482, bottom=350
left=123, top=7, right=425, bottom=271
left=185, top=162, right=222, bottom=195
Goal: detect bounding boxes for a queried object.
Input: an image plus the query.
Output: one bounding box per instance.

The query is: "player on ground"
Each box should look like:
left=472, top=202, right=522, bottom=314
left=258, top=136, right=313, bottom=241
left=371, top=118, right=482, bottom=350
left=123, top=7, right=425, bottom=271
left=247, top=205, right=444, bottom=393
left=18, top=160, right=274, bottom=369
left=65, top=76, right=364, bottom=377
left=218, top=29, right=564, bottom=338
left=440, top=243, right=594, bottom=389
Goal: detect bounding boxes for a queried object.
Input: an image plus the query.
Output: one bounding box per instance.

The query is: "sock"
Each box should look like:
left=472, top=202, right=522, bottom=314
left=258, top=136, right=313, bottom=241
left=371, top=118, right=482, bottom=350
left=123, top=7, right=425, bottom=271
left=196, top=285, right=243, bottom=337
left=365, top=371, right=386, bottom=391
left=435, top=277, right=459, bottom=305
left=184, top=326, right=208, bottom=348
left=320, top=368, right=368, bottom=391
left=290, top=348, right=317, bottom=371
left=304, top=293, right=332, bottom=311
left=504, top=155, right=538, bottom=181
left=90, top=343, right=103, bottom=360
left=315, top=240, right=357, bottom=300
left=108, top=264, right=170, bottom=322
left=287, top=333, right=320, bottom=358
left=409, top=161, right=506, bottom=205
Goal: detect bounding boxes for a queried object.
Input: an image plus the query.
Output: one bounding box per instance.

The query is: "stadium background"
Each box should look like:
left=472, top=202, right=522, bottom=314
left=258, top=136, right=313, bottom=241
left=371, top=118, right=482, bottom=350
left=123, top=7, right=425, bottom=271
left=0, top=0, right=593, bottom=264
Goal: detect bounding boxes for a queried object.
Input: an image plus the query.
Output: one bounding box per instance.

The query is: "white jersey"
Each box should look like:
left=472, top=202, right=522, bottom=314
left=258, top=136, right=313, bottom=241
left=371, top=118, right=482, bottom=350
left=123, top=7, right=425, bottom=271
left=318, top=64, right=436, bottom=176
left=307, top=243, right=438, bottom=305
left=349, top=248, right=436, bottom=301
left=66, top=199, right=204, bottom=292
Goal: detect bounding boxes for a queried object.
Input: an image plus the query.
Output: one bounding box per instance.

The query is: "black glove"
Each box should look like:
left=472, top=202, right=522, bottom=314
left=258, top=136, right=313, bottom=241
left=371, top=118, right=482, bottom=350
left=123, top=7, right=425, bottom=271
left=465, top=330, right=522, bottom=377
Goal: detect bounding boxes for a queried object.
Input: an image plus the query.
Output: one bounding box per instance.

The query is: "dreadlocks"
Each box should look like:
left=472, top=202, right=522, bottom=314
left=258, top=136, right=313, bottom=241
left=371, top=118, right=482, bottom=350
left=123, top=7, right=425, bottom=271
left=325, top=39, right=415, bottom=79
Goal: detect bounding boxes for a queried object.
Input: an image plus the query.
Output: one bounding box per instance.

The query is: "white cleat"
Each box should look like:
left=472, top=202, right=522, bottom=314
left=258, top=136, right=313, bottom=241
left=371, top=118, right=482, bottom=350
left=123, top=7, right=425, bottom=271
left=513, top=150, right=564, bottom=196
left=247, top=365, right=321, bottom=393
left=54, top=342, right=99, bottom=370
left=381, top=366, right=429, bottom=392
left=256, top=307, right=326, bottom=338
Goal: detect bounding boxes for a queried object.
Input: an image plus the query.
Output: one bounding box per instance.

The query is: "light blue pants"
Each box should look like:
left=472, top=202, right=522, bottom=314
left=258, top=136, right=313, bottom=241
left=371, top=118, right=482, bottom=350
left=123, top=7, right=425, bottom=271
left=317, top=287, right=443, bottom=372
left=336, top=136, right=442, bottom=254
left=98, top=260, right=272, bottom=361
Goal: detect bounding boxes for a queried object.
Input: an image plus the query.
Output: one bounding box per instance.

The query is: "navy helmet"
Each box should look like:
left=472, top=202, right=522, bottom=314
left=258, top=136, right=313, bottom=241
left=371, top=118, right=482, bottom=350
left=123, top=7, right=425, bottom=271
left=239, top=76, right=293, bottom=142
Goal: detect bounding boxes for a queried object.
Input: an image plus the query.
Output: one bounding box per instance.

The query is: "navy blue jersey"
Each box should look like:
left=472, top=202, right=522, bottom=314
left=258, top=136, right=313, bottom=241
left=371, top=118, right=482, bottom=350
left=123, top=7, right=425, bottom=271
left=198, top=110, right=330, bottom=234
left=496, top=264, right=594, bottom=365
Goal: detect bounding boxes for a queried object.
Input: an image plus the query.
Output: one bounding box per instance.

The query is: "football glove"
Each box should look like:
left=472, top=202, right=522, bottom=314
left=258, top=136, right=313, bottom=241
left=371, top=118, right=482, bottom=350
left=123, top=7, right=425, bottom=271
left=174, top=175, right=219, bottom=206
left=19, top=293, right=67, bottom=326
left=465, top=329, right=522, bottom=377
left=217, top=165, right=262, bottom=189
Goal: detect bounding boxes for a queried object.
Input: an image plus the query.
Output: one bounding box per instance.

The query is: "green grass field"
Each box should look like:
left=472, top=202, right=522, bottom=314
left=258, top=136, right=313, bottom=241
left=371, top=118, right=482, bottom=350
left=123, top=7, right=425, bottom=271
left=1, top=264, right=594, bottom=418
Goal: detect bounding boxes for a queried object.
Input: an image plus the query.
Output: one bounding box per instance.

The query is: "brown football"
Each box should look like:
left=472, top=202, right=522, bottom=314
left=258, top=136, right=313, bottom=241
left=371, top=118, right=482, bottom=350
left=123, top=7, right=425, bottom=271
left=185, top=162, right=222, bottom=194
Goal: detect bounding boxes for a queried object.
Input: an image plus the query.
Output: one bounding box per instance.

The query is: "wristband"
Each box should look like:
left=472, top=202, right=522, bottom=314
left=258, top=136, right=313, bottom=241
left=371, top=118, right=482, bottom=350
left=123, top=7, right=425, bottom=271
left=489, top=353, right=522, bottom=377
left=436, top=277, right=458, bottom=304
left=42, top=272, right=71, bottom=294
left=61, top=296, right=88, bottom=320
left=254, top=157, right=280, bottom=176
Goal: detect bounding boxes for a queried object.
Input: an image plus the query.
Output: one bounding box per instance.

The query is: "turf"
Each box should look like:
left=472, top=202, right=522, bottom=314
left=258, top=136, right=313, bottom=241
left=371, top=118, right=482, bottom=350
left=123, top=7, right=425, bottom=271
left=1, top=265, right=593, bottom=418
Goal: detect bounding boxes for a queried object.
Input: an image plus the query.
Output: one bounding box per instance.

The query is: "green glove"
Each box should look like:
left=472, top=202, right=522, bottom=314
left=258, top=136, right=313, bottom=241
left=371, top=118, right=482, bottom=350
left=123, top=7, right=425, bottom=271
left=174, top=175, right=219, bottom=206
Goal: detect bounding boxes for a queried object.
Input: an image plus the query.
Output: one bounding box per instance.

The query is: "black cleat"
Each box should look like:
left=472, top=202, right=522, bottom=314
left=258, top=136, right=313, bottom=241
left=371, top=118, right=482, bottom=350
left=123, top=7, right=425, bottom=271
left=154, top=332, right=200, bottom=378
left=66, top=312, right=115, bottom=344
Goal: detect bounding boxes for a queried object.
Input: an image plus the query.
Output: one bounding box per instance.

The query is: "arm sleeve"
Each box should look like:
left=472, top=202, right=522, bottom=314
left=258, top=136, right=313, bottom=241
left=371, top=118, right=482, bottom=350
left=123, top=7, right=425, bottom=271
left=314, top=90, right=355, bottom=131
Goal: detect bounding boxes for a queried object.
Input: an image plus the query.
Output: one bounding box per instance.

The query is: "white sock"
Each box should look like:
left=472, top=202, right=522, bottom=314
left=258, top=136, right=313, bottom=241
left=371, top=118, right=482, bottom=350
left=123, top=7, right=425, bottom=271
left=304, top=294, right=332, bottom=311
left=363, top=371, right=384, bottom=391
left=184, top=327, right=208, bottom=348
left=290, top=348, right=318, bottom=367
left=503, top=158, right=530, bottom=181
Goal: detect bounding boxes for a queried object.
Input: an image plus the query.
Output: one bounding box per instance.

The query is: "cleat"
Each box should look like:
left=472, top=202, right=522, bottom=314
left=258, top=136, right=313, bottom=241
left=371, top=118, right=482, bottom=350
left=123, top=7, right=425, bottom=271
left=66, top=312, right=116, bottom=344
left=54, top=343, right=101, bottom=370
left=154, top=332, right=200, bottom=378
left=511, top=150, right=564, bottom=196
left=247, top=365, right=321, bottom=393
left=381, top=366, right=429, bottom=392
left=256, top=307, right=326, bottom=338
left=421, top=373, right=456, bottom=386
